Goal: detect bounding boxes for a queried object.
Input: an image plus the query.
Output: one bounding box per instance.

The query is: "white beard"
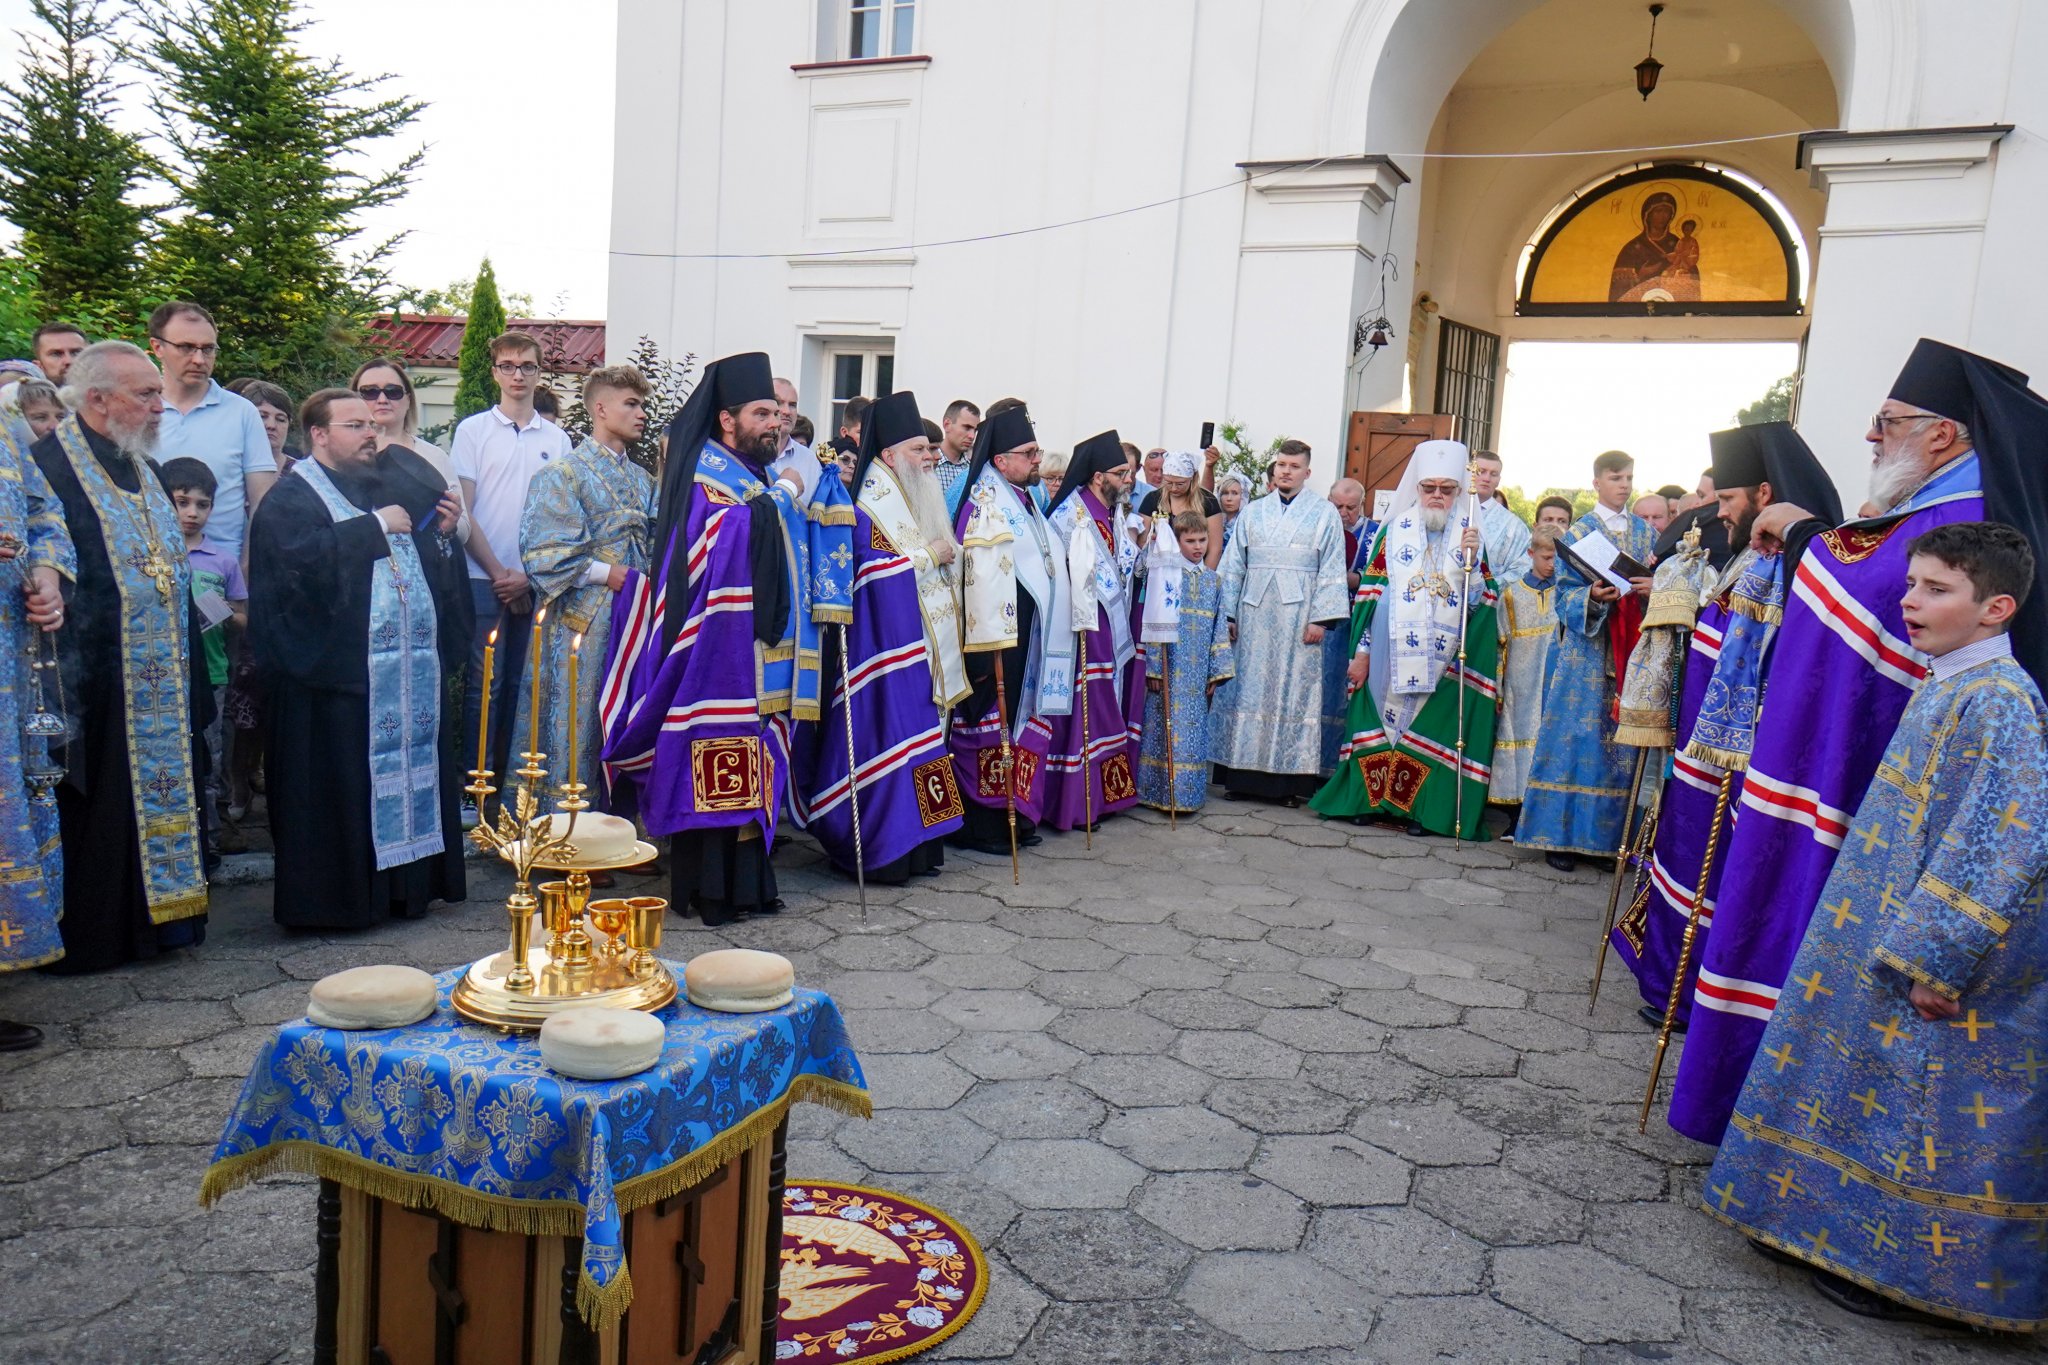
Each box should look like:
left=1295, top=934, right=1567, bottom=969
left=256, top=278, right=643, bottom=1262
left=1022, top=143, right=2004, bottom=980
left=111, top=419, right=159, bottom=464
left=893, top=457, right=956, bottom=549
left=1867, top=449, right=1922, bottom=511
left=1421, top=506, right=1450, bottom=534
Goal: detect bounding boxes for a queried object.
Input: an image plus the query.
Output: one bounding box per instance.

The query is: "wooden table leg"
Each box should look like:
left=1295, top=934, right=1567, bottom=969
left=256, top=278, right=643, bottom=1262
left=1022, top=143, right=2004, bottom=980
left=315, top=1179, right=341, bottom=1365
left=760, top=1117, right=789, bottom=1354
left=560, top=1236, right=597, bottom=1365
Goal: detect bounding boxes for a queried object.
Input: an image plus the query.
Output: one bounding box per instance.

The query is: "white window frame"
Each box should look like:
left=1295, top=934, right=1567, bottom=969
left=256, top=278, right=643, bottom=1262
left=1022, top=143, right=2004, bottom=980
left=818, top=0, right=918, bottom=62
left=821, top=342, right=896, bottom=438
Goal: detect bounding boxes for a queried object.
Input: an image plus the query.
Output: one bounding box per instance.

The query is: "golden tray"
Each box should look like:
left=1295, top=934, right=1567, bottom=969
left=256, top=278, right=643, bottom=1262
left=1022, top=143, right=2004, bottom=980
left=452, top=839, right=671, bottom=1032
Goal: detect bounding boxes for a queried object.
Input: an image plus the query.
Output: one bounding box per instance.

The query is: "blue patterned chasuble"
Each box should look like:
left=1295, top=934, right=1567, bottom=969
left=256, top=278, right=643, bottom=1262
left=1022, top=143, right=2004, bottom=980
left=293, top=459, right=442, bottom=869
left=1137, top=563, right=1234, bottom=812
left=519, top=440, right=657, bottom=795
left=0, top=424, right=73, bottom=969
left=1704, top=646, right=2048, bottom=1330
left=53, top=416, right=205, bottom=923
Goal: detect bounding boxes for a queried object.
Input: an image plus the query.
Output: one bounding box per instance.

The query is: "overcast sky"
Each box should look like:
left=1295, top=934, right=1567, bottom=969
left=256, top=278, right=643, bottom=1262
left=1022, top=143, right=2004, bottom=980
left=0, top=0, right=619, bottom=317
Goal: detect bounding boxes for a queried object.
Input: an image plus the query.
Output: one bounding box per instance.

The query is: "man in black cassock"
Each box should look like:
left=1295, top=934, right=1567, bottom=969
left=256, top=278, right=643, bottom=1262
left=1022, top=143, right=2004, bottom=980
left=248, top=389, right=469, bottom=930
left=34, top=341, right=212, bottom=974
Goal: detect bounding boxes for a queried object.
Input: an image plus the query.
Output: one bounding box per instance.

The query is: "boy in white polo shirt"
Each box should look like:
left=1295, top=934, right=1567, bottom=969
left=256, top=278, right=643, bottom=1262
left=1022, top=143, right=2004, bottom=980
left=450, top=330, right=571, bottom=805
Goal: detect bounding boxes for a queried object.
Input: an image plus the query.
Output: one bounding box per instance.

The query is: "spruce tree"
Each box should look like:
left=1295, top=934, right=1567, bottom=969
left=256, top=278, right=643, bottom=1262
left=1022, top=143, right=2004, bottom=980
left=452, top=257, right=506, bottom=424
left=133, top=0, right=422, bottom=393
left=0, top=0, right=150, bottom=316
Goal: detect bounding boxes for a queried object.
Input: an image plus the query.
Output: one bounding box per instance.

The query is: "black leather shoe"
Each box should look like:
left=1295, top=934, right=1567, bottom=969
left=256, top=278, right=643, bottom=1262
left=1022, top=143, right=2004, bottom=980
left=1809, top=1269, right=1949, bottom=1325
left=1545, top=853, right=1578, bottom=872
left=0, top=1020, right=44, bottom=1052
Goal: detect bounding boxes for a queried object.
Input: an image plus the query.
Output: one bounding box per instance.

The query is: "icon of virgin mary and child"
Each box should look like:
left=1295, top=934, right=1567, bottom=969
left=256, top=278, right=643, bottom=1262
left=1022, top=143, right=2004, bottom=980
left=1609, top=191, right=1702, bottom=303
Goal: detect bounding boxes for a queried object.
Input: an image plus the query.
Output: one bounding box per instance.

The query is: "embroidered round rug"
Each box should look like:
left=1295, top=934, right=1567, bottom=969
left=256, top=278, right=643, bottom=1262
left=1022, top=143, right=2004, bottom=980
left=776, top=1181, right=987, bottom=1362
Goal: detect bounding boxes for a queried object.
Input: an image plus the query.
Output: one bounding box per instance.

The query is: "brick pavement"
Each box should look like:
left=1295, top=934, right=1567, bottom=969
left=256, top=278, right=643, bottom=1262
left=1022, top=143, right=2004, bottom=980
left=0, top=799, right=2039, bottom=1362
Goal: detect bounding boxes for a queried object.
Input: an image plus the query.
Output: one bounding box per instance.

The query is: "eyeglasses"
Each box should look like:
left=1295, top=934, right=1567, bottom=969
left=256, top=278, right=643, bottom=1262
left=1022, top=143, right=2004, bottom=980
left=493, top=362, right=540, bottom=377
left=1871, top=412, right=1935, bottom=430
left=320, top=420, right=377, bottom=433
left=357, top=384, right=408, bottom=401
left=153, top=339, right=218, bottom=358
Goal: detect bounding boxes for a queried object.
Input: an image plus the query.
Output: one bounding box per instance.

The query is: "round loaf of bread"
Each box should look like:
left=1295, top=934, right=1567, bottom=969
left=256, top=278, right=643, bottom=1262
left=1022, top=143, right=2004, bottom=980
left=539, top=1007, right=666, bottom=1080
left=538, top=811, right=639, bottom=865
left=685, top=949, right=795, bottom=1013
left=307, top=965, right=439, bottom=1030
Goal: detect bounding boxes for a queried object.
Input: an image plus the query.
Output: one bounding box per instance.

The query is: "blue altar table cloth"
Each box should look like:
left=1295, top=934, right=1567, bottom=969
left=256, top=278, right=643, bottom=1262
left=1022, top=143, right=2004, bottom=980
left=200, top=966, right=868, bottom=1326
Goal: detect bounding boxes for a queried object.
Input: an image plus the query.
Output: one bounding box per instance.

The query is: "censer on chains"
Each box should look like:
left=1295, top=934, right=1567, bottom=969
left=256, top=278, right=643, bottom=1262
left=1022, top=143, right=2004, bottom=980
left=1, top=531, right=66, bottom=805
left=450, top=612, right=677, bottom=1031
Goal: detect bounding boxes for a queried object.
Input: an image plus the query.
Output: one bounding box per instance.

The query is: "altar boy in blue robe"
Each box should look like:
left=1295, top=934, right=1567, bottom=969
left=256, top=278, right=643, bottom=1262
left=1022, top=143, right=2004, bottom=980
left=1703, top=521, right=2048, bottom=1330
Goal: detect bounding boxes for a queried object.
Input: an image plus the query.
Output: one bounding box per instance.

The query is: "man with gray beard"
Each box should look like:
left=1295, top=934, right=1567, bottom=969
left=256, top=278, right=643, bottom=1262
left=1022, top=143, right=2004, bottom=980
left=33, top=341, right=210, bottom=972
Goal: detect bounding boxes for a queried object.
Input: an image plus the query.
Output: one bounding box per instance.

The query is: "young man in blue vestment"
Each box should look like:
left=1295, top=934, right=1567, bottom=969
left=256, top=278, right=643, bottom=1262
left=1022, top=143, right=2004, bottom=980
left=1703, top=522, right=2048, bottom=1331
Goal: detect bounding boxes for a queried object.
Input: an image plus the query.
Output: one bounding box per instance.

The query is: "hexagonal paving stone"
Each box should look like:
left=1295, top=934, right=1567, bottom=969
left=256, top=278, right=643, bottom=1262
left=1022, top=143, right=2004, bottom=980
left=1045, top=1006, right=1179, bottom=1055
left=1032, top=970, right=1147, bottom=1009
left=837, top=1006, right=960, bottom=1055
left=1117, top=953, right=1229, bottom=989
left=1171, top=1030, right=1302, bottom=1080
left=1027, top=1298, right=1257, bottom=1365
left=1177, top=1251, right=1378, bottom=1350
left=1387, top=1027, right=1520, bottom=1078
left=1140, top=989, right=1267, bottom=1031
left=1206, top=1079, right=1353, bottom=1134
left=1256, top=1008, right=1386, bottom=1054
left=1413, top=974, right=1527, bottom=1008
left=1003, top=1209, right=1194, bottom=1301
left=1299, top=956, right=1412, bottom=990
left=1135, top=1171, right=1308, bottom=1251
left=922, top=1253, right=1044, bottom=1360
left=1011, top=937, right=1123, bottom=972
left=833, top=1109, right=994, bottom=1174
left=6, top=1045, right=189, bottom=1110
left=1251, top=1134, right=1411, bottom=1206
left=1350, top=1098, right=1503, bottom=1166
left=1090, top=922, right=1196, bottom=956
left=945, top=1030, right=1084, bottom=1081
left=910, top=920, right=1023, bottom=956
left=1369, top=945, right=1477, bottom=978
left=1192, top=939, right=1300, bottom=973
left=916, top=952, right=1039, bottom=990
left=930, top=988, right=1059, bottom=1031
left=817, top=934, right=933, bottom=972
left=1503, top=1134, right=1670, bottom=1203
left=978, top=1138, right=1146, bottom=1209
left=1222, top=971, right=1339, bottom=1009
left=857, top=1053, right=978, bottom=1110
left=821, top=971, right=946, bottom=1010
left=1338, top=988, right=1462, bottom=1028
left=1364, top=1293, right=1579, bottom=1364
left=954, top=1078, right=1106, bottom=1139
left=1410, top=1164, right=1585, bottom=1245
left=1003, top=907, right=1099, bottom=938
left=1071, top=1054, right=1214, bottom=1108
left=1100, top=1105, right=1258, bottom=1171
left=1492, top=1243, right=1686, bottom=1344
left=1306, top=1205, right=1488, bottom=1296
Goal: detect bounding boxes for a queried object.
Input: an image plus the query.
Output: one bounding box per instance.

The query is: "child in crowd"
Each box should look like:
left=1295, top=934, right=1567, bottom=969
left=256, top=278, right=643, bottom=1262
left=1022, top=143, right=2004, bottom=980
left=1137, top=511, right=1234, bottom=812
left=1703, top=521, right=2048, bottom=1328
left=13, top=379, right=62, bottom=442
left=162, top=458, right=248, bottom=854
left=1489, top=526, right=1559, bottom=837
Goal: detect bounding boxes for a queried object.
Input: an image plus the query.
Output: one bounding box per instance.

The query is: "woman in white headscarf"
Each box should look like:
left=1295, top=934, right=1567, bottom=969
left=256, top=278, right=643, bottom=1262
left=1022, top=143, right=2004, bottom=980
left=1139, top=450, right=1224, bottom=568
left=1213, top=470, right=1252, bottom=557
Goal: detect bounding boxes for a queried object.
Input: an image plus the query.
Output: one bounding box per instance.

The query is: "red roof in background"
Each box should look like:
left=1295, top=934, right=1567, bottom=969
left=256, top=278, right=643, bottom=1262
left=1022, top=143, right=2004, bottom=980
left=368, top=313, right=607, bottom=374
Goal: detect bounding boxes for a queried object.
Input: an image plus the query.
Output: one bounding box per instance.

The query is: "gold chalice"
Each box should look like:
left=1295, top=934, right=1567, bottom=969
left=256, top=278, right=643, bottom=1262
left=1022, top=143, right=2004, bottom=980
left=587, top=898, right=631, bottom=958
left=625, top=897, right=667, bottom=978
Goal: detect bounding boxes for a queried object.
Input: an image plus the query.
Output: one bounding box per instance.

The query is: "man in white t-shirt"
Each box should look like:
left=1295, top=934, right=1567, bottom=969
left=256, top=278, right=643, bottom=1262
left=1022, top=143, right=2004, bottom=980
left=148, top=302, right=274, bottom=561
left=450, top=330, right=572, bottom=793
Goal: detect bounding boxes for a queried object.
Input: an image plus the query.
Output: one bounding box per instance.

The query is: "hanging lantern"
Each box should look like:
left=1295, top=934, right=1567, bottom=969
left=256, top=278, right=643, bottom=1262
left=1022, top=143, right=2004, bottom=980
left=1635, top=4, right=1665, bottom=101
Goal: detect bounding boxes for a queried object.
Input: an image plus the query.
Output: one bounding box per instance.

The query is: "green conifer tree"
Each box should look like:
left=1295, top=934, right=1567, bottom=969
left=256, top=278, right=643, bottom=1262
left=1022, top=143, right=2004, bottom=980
left=452, top=257, right=506, bottom=424
left=133, top=0, right=422, bottom=393
left=0, top=0, right=151, bottom=316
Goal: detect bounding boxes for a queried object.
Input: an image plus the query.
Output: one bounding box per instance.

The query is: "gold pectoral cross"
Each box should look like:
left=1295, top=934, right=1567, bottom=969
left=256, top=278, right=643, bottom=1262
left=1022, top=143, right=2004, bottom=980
left=130, top=549, right=176, bottom=604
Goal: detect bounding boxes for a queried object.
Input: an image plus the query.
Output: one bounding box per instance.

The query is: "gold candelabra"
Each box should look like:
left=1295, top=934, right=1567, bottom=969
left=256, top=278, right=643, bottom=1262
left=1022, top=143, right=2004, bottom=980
left=450, top=616, right=674, bottom=1031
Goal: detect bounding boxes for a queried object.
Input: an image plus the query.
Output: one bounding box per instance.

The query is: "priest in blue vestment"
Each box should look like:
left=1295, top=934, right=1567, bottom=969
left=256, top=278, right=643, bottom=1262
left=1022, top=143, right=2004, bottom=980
left=789, top=391, right=965, bottom=881
left=0, top=422, right=72, bottom=1046
left=1518, top=450, right=1658, bottom=870
left=33, top=342, right=210, bottom=973
left=1705, top=521, right=2048, bottom=1330
left=602, top=353, right=851, bottom=927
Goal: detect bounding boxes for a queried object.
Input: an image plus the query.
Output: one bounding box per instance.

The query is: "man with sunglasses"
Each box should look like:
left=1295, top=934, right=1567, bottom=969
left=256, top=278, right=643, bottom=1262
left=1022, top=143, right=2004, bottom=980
left=450, top=331, right=572, bottom=799
left=148, top=301, right=274, bottom=562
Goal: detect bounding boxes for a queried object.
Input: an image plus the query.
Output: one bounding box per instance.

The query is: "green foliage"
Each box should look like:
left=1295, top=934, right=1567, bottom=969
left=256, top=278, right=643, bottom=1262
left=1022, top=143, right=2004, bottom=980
left=1212, top=418, right=1296, bottom=492
left=0, top=253, right=159, bottom=358
left=394, top=274, right=536, bottom=319
left=452, top=257, right=506, bottom=424
left=1736, top=373, right=1797, bottom=426
left=0, top=0, right=150, bottom=317
left=1500, top=485, right=1595, bottom=524
left=132, top=0, right=423, bottom=395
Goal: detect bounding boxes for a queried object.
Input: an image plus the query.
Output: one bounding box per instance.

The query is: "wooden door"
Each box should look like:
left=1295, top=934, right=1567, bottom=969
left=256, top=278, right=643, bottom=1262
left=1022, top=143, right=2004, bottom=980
left=1344, top=411, right=1454, bottom=509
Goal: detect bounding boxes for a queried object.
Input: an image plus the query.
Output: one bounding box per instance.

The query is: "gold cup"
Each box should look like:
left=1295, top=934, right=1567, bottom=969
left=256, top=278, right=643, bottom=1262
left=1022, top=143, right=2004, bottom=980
left=586, top=898, right=631, bottom=958
left=539, top=880, right=574, bottom=959
left=624, top=897, right=667, bottom=978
